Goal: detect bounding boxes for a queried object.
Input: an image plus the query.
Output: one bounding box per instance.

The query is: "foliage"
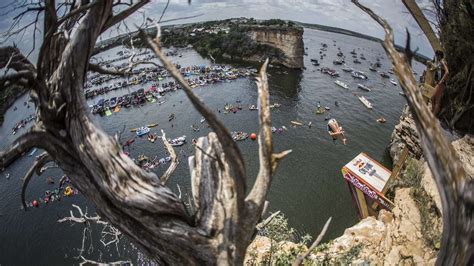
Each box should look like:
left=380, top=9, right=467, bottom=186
left=256, top=213, right=316, bottom=265
left=385, top=157, right=424, bottom=199
left=157, top=21, right=285, bottom=63
left=438, top=0, right=474, bottom=133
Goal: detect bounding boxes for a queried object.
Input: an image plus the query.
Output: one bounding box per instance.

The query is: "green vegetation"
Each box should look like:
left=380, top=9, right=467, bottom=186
left=159, top=23, right=284, bottom=62
left=249, top=213, right=313, bottom=265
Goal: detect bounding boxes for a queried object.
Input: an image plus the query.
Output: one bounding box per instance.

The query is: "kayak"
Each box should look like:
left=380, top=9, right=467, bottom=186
left=147, top=123, right=159, bottom=128
left=290, top=121, right=304, bottom=126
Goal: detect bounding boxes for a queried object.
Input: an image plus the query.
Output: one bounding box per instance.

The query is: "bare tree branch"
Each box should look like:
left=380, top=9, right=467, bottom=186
left=159, top=129, right=178, bottom=185
left=140, top=26, right=248, bottom=208
left=102, top=0, right=150, bottom=33
left=21, top=152, right=53, bottom=210
left=292, top=217, right=332, bottom=266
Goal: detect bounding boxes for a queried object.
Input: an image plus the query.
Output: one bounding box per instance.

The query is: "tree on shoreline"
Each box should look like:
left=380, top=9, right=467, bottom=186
left=0, top=0, right=471, bottom=265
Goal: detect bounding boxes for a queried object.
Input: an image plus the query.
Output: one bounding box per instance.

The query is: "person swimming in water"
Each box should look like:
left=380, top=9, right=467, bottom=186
left=327, top=118, right=347, bottom=145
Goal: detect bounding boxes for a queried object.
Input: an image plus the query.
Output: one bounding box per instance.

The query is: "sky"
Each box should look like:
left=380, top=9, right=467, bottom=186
left=0, top=0, right=438, bottom=61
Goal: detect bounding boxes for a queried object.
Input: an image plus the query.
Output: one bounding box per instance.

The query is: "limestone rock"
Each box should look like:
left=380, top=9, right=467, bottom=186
left=245, top=25, right=304, bottom=69
left=388, top=105, right=423, bottom=162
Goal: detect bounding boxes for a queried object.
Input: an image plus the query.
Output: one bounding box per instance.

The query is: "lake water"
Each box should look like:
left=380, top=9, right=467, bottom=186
left=0, top=28, right=425, bottom=264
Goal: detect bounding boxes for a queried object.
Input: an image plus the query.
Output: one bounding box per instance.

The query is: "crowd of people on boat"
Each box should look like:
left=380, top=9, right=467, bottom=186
left=26, top=175, right=77, bottom=208
left=89, top=65, right=255, bottom=117
left=11, top=114, right=36, bottom=135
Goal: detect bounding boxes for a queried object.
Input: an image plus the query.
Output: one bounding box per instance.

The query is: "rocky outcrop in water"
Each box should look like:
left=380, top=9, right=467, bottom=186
left=244, top=25, right=304, bottom=69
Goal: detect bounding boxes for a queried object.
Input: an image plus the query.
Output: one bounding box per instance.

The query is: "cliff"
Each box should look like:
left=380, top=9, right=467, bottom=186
left=243, top=25, right=304, bottom=68
left=388, top=105, right=423, bottom=162
left=245, top=114, right=473, bottom=264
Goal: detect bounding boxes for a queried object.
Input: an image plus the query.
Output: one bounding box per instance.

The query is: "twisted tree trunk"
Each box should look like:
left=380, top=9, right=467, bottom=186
left=0, top=1, right=290, bottom=264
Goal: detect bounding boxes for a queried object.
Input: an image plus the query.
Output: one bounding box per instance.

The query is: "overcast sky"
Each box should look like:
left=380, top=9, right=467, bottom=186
left=0, top=0, right=437, bottom=61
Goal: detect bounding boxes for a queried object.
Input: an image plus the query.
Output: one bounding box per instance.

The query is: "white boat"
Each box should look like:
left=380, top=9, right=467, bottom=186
left=351, top=71, right=368, bottom=80
left=136, top=126, right=150, bottom=136
left=357, top=84, right=372, bottom=92
left=168, top=135, right=186, bottom=146
left=358, top=96, right=373, bottom=109
left=342, top=66, right=353, bottom=72
left=390, top=79, right=398, bottom=86
left=335, top=80, right=349, bottom=89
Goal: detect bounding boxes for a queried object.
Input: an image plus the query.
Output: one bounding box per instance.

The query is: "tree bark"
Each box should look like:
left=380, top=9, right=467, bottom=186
left=0, top=1, right=289, bottom=264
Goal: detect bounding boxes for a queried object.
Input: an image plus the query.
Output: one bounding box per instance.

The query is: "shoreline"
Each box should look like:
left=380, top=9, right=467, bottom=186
left=95, top=18, right=431, bottom=64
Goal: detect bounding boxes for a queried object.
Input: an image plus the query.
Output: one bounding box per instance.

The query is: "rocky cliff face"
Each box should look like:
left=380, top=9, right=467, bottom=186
left=245, top=25, right=304, bottom=69
left=388, top=105, right=423, bottom=162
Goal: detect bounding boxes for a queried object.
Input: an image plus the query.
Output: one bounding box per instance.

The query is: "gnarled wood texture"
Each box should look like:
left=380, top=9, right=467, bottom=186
left=0, top=1, right=288, bottom=264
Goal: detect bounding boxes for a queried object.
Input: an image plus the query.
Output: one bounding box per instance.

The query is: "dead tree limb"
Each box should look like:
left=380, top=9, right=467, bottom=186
left=21, top=152, right=53, bottom=209
left=0, top=1, right=288, bottom=264
left=352, top=1, right=473, bottom=264
left=159, top=129, right=178, bottom=185
left=292, top=217, right=332, bottom=266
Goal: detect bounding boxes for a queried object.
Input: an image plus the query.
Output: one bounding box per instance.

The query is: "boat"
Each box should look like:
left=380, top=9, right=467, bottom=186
left=136, top=126, right=150, bottom=136
left=104, top=107, right=112, bottom=117
left=290, top=121, right=304, bottom=126
left=249, top=105, right=258, bottom=110
left=145, top=93, right=156, bottom=103
left=113, top=105, right=121, bottom=113
left=28, top=148, right=38, bottom=157
left=200, top=117, right=206, bottom=123
left=147, top=134, right=158, bottom=143
left=342, top=66, right=353, bottom=72
left=358, top=96, right=373, bottom=109
left=315, top=107, right=326, bottom=114
left=147, top=123, right=158, bottom=128
left=369, top=66, right=377, bottom=72
left=377, top=117, right=386, bottom=123
left=357, top=84, right=372, bottom=92
left=122, top=138, right=135, bottom=147
left=333, top=59, right=344, bottom=65
left=390, top=79, right=398, bottom=86
left=109, top=97, right=117, bottom=108
left=353, top=59, right=362, bottom=64
left=231, top=131, right=249, bottom=141
left=335, top=80, right=349, bottom=89
left=380, top=72, right=390, bottom=78
left=168, top=135, right=186, bottom=146
left=399, top=91, right=405, bottom=96
left=351, top=71, right=368, bottom=80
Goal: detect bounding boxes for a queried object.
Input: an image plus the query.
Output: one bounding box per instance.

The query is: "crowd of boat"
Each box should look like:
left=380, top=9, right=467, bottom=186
left=11, top=114, right=36, bottom=135
left=89, top=65, right=256, bottom=117
left=313, top=41, right=405, bottom=111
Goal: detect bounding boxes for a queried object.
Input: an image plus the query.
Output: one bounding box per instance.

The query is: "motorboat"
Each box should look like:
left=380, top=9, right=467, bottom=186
left=136, top=126, right=150, bottom=136
left=380, top=72, right=390, bottom=78
left=390, top=79, right=398, bottom=86
left=231, top=131, right=249, bottom=141
left=358, top=96, right=373, bottom=109
left=357, top=84, right=372, bottom=92
left=335, top=80, right=349, bottom=89
left=351, top=71, right=368, bottom=80
left=342, top=66, right=353, bottom=72
left=168, top=135, right=186, bottom=146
